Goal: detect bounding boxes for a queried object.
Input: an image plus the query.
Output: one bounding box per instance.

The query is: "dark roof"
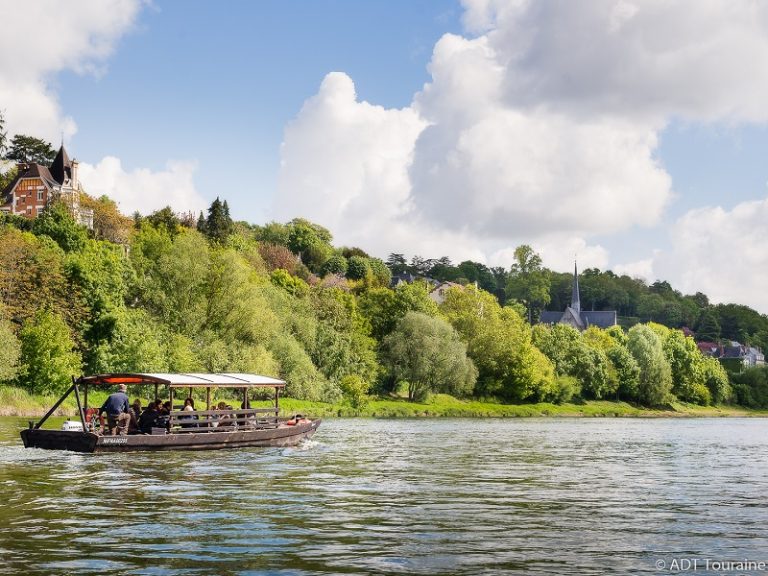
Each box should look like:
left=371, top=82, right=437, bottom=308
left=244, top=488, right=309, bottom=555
left=539, top=311, right=563, bottom=324
left=49, top=145, right=71, bottom=185
left=581, top=310, right=617, bottom=329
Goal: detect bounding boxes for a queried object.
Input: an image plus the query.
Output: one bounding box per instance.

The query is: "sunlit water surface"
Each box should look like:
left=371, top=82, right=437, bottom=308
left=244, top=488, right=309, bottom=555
left=1, top=417, right=767, bottom=575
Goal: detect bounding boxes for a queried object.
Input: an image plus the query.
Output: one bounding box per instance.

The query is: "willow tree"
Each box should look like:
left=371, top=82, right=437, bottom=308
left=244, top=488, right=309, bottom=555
left=627, top=324, right=672, bottom=406
left=382, top=311, right=476, bottom=402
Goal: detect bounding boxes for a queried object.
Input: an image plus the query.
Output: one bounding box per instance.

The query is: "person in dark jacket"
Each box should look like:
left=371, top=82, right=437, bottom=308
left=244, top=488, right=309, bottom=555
left=99, top=384, right=131, bottom=436
left=138, top=400, right=162, bottom=434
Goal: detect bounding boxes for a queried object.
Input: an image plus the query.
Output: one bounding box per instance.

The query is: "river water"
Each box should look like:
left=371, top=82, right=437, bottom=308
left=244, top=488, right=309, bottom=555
left=1, top=417, right=767, bottom=575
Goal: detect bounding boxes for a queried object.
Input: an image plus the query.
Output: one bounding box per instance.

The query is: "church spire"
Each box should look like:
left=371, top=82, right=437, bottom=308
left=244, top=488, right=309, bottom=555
left=571, top=260, right=581, bottom=313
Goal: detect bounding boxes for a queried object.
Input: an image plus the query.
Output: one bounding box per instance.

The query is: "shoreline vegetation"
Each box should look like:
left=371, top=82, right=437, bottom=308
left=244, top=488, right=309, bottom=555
left=2, top=181, right=768, bottom=416
left=2, top=386, right=765, bottom=420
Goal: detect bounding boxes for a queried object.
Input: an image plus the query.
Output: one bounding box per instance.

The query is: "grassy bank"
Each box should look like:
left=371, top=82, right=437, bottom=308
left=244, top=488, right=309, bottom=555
left=5, top=385, right=764, bottom=419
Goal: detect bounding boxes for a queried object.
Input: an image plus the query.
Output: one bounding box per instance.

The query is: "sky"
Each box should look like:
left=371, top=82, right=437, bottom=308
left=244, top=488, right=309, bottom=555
left=1, top=0, right=767, bottom=313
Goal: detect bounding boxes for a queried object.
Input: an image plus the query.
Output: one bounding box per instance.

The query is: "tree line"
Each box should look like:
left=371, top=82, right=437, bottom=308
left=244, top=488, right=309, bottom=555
left=2, top=192, right=767, bottom=409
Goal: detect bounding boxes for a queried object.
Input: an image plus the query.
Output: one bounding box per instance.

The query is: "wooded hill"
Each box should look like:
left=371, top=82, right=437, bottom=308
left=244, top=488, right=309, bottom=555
left=1, top=196, right=767, bottom=409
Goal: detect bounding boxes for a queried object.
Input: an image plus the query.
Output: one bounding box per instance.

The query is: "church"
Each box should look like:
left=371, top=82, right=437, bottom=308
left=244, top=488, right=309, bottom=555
left=539, top=264, right=617, bottom=330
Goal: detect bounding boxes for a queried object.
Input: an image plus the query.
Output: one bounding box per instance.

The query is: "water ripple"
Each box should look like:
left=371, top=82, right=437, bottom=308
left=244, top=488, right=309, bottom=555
left=1, top=417, right=768, bottom=575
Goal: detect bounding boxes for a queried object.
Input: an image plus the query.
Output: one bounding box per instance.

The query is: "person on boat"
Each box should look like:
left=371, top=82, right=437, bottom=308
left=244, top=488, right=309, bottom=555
left=138, top=400, right=162, bottom=434
left=128, top=399, right=142, bottom=434
left=179, top=397, right=198, bottom=429
left=213, top=401, right=237, bottom=429
left=99, top=384, right=131, bottom=436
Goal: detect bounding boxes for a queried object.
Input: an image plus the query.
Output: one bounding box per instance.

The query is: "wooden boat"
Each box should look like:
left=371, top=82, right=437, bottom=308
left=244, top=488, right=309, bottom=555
left=20, top=373, right=320, bottom=453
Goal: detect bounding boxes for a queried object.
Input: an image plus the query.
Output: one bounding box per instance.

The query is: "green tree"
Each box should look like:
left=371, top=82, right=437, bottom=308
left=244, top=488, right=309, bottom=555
left=0, top=314, right=20, bottom=383
left=627, top=324, right=672, bottom=406
left=321, top=254, right=348, bottom=277
left=90, top=308, right=168, bottom=373
left=696, top=308, right=721, bottom=342
left=346, top=255, right=370, bottom=281
left=506, top=245, right=550, bottom=323
left=382, top=311, right=476, bottom=401
left=17, top=309, right=82, bottom=394
left=340, top=374, right=370, bottom=409
left=358, top=282, right=439, bottom=341
left=32, top=201, right=87, bottom=252
left=441, top=285, right=554, bottom=401
left=6, top=134, right=56, bottom=164
left=203, top=197, right=234, bottom=243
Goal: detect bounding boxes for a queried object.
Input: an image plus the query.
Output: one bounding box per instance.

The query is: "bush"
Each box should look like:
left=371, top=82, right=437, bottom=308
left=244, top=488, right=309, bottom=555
left=340, top=374, right=370, bottom=409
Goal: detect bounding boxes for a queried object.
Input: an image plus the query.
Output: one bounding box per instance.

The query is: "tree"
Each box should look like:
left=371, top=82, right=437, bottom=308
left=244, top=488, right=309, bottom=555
left=203, top=197, right=234, bottom=243
left=0, top=314, right=20, bottom=383
left=6, top=134, right=56, bottom=164
left=696, top=308, right=721, bottom=342
left=441, top=285, right=555, bottom=401
left=146, top=206, right=182, bottom=236
left=506, top=245, right=550, bottom=323
left=346, top=255, right=370, bottom=281
left=32, top=201, right=87, bottom=252
left=17, top=309, right=82, bottom=394
left=320, top=254, right=348, bottom=277
left=80, top=194, right=133, bottom=243
left=627, top=324, right=672, bottom=406
left=340, top=374, right=370, bottom=409
left=382, top=311, right=476, bottom=401
left=90, top=308, right=168, bottom=373
left=386, top=253, right=407, bottom=275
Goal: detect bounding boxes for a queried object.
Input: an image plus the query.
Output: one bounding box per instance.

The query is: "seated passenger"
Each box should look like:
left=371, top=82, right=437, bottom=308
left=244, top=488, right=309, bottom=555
left=179, top=397, right=198, bottom=429
left=138, top=401, right=161, bottom=434
left=128, top=399, right=142, bottom=434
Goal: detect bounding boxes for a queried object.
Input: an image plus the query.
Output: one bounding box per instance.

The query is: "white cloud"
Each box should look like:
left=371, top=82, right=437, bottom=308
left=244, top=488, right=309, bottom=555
left=276, top=1, right=768, bottom=281
left=0, top=0, right=143, bottom=143
left=78, top=157, right=207, bottom=216
left=654, top=198, right=768, bottom=313
left=613, top=258, right=656, bottom=283
left=461, top=0, right=768, bottom=122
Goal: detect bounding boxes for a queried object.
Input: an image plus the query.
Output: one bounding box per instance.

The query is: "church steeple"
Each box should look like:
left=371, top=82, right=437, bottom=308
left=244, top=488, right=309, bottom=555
left=571, top=261, right=581, bottom=313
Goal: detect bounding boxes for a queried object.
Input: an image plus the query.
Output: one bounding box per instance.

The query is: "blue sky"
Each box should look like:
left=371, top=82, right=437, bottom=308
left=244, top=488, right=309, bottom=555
left=57, top=0, right=463, bottom=221
left=2, top=1, right=768, bottom=313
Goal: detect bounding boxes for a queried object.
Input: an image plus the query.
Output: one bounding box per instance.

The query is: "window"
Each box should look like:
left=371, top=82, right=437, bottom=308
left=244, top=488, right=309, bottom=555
left=37, top=190, right=44, bottom=201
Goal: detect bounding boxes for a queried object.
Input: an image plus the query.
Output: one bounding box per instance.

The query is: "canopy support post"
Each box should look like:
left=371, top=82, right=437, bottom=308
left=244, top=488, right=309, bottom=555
left=154, top=383, right=159, bottom=402
left=72, top=378, right=87, bottom=432
left=206, top=387, right=211, bottom=411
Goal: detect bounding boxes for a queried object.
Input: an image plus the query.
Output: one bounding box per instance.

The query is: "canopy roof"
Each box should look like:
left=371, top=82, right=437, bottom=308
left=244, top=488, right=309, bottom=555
left=76, top=373, right=286, bottom=388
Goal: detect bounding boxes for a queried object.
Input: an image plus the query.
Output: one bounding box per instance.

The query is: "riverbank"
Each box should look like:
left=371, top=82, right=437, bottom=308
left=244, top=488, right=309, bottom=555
left=2, top=385, right=765, bottom=419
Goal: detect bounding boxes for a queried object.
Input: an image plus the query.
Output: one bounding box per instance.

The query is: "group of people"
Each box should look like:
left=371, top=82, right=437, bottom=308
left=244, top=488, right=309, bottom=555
left=98, top=385, right=262, bottom=435
left=98, top=384, right=174, bottom=435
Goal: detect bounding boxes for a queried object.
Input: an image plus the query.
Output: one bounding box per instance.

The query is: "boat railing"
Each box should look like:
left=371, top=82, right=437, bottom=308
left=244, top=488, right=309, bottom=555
left=168, top=408, right=279, bottom=433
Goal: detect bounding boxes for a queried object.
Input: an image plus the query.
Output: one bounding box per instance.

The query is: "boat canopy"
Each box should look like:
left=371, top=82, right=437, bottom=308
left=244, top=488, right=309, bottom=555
left=76, top=373, right=286, bottom=388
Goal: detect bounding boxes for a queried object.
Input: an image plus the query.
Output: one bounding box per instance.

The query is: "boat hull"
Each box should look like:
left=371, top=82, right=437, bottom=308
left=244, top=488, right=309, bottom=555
left=20, top=420, right=321, bottom=453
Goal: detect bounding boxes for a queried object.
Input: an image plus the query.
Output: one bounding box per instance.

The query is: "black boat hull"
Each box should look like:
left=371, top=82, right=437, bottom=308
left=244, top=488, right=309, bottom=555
left=20, top=420, right=321, bottom=453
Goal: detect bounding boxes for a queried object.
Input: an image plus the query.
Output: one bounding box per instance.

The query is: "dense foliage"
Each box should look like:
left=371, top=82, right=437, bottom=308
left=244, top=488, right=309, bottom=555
left=0, top=192, right=762, bottom=408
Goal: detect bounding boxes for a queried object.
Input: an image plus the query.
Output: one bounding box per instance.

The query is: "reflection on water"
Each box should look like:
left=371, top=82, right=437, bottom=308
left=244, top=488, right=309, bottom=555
left=1, top=417, right=767, bottom=575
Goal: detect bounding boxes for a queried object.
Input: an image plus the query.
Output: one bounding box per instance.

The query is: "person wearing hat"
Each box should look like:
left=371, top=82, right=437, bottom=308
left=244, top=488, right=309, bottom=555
left=99, top=383, right=131, bottom=436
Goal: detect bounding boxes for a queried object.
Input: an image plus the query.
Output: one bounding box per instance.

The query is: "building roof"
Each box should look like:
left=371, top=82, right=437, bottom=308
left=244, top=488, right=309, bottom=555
left=49, top=145, right=71, bottom=185
left=539, top=311, right=563, bottom=324
left=76, top=373, right=286, bottom=388
left=581, top=310, right=617, bottom=329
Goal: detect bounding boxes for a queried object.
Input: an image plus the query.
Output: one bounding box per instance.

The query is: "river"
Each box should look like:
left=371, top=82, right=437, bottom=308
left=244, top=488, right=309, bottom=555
left=1, top=417, right=767, bottom=575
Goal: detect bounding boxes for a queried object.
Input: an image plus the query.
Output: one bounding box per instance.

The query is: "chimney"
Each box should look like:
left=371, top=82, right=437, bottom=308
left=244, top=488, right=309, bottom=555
left=71, top=159, right=79, bottom=189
